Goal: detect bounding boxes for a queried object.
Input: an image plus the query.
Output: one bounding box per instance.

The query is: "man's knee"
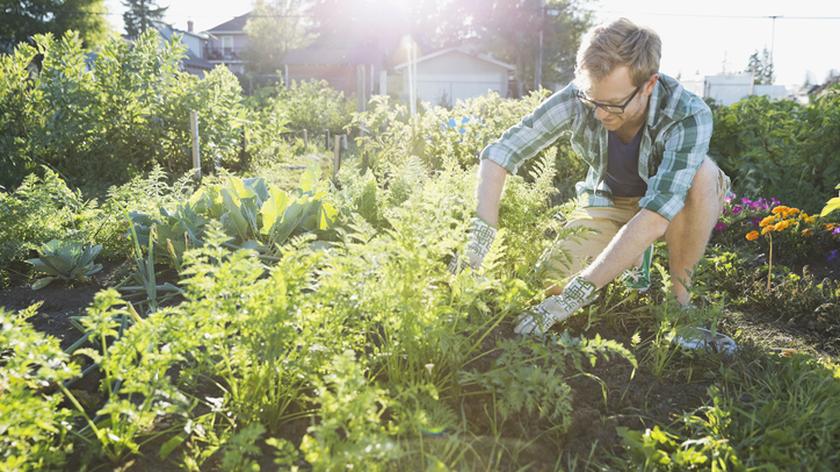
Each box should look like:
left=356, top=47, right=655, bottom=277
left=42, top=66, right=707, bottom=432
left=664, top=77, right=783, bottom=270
left=685, top=157, right=720, bottom=209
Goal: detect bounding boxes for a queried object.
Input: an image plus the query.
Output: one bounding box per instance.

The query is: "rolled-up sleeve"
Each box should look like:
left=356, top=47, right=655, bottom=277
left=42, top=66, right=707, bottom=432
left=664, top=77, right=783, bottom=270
left=638, top=108, right=713, bottom=221
left=479, top=84, right=580, bottom=175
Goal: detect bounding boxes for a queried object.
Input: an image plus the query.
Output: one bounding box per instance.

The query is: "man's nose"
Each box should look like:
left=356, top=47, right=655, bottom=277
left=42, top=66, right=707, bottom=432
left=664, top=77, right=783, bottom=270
left=594, top=107, right=611, bottom=121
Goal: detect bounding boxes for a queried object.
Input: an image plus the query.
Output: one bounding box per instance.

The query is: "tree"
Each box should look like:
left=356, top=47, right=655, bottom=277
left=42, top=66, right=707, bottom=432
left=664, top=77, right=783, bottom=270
left=456, top=0, right=593, bottom=93
left=0, top=0, right=108, bottom=52
left=121, top=0, right=167, bottom=39
left=746, top=48, right=774, bottom=85
left=243, top=0, right=315, bottom=76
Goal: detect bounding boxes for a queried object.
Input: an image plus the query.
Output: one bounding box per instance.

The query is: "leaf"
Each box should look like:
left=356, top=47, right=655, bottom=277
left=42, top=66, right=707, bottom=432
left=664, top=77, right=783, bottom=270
left=220, top=188, right=250, bottom=240
left=32, top=277, right=57, bottom=290
left=820, top=196, right=840, bottom=217
left=158, top=433, right=187, bottom=460
left=319, top=201, right=338, bottom=230
left=299, top=166, right=320, bottom=194
left=260, top=187, right=290, bottom=235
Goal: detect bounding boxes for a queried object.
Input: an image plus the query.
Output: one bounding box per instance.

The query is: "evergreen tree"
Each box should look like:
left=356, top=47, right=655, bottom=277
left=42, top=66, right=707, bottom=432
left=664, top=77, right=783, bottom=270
left=746, top=48, right=774, bottom=85
left=0, top=0, right=108, bottom=52
left=121, top=0, right=168, bottom=39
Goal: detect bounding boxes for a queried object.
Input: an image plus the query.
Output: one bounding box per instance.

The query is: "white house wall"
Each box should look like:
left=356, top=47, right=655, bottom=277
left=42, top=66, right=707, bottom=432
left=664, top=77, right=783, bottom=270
left=402, top=52, right=510, bottom=107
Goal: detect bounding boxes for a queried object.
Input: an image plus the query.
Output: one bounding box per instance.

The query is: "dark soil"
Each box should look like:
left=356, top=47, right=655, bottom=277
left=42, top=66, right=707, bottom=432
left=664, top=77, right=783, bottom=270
left=0, top=260, right=131, bottom=350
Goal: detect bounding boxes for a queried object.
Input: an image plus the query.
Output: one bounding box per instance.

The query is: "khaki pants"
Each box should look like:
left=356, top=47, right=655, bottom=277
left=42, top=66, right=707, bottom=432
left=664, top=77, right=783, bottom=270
left=536, top=163, right=731, bottom=284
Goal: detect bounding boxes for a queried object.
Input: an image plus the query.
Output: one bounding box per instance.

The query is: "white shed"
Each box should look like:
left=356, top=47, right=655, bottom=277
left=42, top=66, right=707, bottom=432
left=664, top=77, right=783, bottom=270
left=393, top=48, right=515, bottom=107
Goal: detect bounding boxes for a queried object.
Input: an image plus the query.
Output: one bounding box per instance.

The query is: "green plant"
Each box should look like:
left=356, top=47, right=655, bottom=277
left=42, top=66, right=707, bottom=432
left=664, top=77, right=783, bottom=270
left=709, top=93, right=840, bottom=211
left=26, top=239, right=102, bottom=289
left=642, top=264, right=726, bottom=378
left=129, top=168, right=339, bottom=268
left=0, top=31, right=246, bottom=189
left=0, top=305, right=80, bottom=470
left=269, top=79, right=354, bottom=136
left=300, top=350, right=398, bottom=471
left=71, top=289, right=191, bottom=463
left=0, top=168, right=93, bottom=272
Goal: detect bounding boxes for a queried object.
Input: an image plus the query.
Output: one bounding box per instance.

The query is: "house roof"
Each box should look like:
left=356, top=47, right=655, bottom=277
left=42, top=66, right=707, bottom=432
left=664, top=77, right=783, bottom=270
left=206, top=12, right=251, bottom=33
left=183, top=50, right=214, bottom=71
left=153, top=21, right=209, bottom=40
left=393, top=47, right=515, bottom=71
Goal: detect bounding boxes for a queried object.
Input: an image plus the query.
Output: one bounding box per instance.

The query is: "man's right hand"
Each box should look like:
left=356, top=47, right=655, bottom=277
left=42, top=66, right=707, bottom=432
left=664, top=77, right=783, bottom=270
left=449, top=216, right=498, bottom=273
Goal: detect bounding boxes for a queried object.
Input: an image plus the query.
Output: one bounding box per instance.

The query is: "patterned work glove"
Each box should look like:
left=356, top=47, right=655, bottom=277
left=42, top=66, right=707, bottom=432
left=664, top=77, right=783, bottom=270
left=449, top=216, right=497, bottom=274
left=514, top=275, right=598, bottom=336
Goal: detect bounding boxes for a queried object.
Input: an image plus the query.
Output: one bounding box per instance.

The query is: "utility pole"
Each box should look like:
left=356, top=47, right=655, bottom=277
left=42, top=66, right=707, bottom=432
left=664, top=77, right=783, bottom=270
left=769, top=15, right=779, bottom=83
left=535, top=0, right=545, bottom=90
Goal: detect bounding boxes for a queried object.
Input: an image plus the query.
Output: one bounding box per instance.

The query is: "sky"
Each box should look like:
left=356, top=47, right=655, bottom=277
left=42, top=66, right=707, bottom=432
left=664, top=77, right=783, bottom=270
left=103, top=0, right=840, bottom=88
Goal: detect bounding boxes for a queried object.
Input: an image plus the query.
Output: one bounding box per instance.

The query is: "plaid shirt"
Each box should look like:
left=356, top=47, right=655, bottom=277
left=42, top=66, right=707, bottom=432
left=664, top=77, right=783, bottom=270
left=480, top=73, right=713, bottom=221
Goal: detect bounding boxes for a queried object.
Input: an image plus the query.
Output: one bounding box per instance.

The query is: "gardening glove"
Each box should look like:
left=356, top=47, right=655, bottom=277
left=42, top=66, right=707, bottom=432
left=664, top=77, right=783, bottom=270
left=514, top=275, right=598, bottom=336
left=449, top=216, right=497, bottom=274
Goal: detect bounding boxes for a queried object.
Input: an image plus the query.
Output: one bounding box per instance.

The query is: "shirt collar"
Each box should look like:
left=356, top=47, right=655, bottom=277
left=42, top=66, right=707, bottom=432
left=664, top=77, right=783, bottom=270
left=645, top=76, right=663, bottom=128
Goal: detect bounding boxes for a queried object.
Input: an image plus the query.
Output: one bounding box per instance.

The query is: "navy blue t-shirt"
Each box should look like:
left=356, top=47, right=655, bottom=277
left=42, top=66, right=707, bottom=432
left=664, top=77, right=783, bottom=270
left=605, top=129, right=647, bottom=197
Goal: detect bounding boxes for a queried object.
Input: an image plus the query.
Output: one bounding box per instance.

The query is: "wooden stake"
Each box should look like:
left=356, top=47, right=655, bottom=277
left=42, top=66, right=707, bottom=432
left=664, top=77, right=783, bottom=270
left=190, top=111, right=201, bottom=181
left=333, top=135, right=342, bottom=179
left=302, top=129, right=308, bottom=148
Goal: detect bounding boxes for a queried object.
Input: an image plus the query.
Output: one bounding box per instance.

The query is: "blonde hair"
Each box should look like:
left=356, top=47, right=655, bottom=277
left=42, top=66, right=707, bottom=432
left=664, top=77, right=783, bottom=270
left=575, top=18, right=661, bottom=88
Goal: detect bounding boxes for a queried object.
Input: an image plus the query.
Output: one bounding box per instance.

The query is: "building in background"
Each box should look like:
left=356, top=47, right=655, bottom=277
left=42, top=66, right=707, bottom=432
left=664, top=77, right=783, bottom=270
left=392, top=47, right=515, bottom=108
left=204, top=13, right=250, bottom=75
left=700, top=72, right=789, bottom=105
left=153, top=21, right=213, bottom=77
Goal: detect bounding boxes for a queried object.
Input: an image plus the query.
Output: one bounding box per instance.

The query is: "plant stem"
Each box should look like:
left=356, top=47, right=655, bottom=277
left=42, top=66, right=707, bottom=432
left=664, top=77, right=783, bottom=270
left=767, top=233, right=774, bottom=291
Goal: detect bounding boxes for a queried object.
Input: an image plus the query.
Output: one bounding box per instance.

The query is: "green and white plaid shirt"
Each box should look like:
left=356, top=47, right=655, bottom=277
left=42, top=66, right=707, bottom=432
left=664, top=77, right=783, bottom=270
left=480, top=73, right=713, bottom=221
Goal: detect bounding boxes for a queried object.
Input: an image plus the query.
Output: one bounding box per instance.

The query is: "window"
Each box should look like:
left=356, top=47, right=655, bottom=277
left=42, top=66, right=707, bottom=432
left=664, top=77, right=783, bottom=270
left=221, top=36, right=233, bottom=55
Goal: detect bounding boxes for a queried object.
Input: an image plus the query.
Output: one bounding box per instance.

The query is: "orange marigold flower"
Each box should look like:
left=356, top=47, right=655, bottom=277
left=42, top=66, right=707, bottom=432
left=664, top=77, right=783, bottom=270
left=802, top=228, right=813, bottom=237
left=804, top=216, right=816, bottom=224
left=771, top=205, right=790, bottom=215
left=761, top=225, right=773, bottom=235
left=759, top=215, right=777, bottom=227
left=826, top=223, right=838, bottom=231
left=785, top=208, right=800, bottom=218
left=746, top=230, right=760, bottom=241
left=775, top=220, right=793, bottom=231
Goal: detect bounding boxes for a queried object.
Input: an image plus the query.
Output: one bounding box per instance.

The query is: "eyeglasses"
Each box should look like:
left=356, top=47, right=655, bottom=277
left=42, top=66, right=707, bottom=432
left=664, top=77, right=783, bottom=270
left=576, top=86, right=640, bottom=115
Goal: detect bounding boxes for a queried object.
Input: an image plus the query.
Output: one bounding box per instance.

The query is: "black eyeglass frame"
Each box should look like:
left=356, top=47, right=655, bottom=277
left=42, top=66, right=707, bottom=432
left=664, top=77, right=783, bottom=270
left=576, top=86, right=641, bottom=115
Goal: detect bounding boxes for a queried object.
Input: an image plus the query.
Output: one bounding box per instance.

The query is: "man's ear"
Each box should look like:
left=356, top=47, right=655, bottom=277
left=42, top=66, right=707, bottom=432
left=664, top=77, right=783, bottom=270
left=644, top=73, right=659, bottom=95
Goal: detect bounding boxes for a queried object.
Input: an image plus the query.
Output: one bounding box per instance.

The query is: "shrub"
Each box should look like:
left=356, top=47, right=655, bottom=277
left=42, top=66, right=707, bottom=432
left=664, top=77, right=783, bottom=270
left=0, top=168, right=93, bottom=272
left=0, top=31, right=246, bottom=190
left=709, top=90, right=840, bottom=212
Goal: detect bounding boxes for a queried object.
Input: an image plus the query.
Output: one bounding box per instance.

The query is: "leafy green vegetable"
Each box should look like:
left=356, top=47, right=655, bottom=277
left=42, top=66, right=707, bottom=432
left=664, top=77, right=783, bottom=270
left=26, top=239, right=102, bottom=289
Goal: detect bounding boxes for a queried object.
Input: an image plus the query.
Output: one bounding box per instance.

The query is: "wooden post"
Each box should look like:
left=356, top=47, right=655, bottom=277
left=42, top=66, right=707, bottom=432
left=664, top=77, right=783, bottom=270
left=190, top=111, right=201, bottom=181
left=302, top=129, right=308, bottom=148
left=360, top=124, right=368, bottom=171
left=332, top=135, right=342, bottom=179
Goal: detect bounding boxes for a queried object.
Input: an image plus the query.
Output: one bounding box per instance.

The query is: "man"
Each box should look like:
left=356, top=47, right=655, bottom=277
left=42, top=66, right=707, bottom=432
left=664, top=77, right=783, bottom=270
left=456, top=18, right=735, bottom=349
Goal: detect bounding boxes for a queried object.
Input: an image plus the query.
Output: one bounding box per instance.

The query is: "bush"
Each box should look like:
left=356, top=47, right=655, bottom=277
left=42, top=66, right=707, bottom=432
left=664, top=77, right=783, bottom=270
left=0, top=31, right=246, bottom=190
left=709, top=88, right=840, bottom=212
left=0, top=168, right=93, bottom=272
left=267, top=79, right=354, bottom=136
